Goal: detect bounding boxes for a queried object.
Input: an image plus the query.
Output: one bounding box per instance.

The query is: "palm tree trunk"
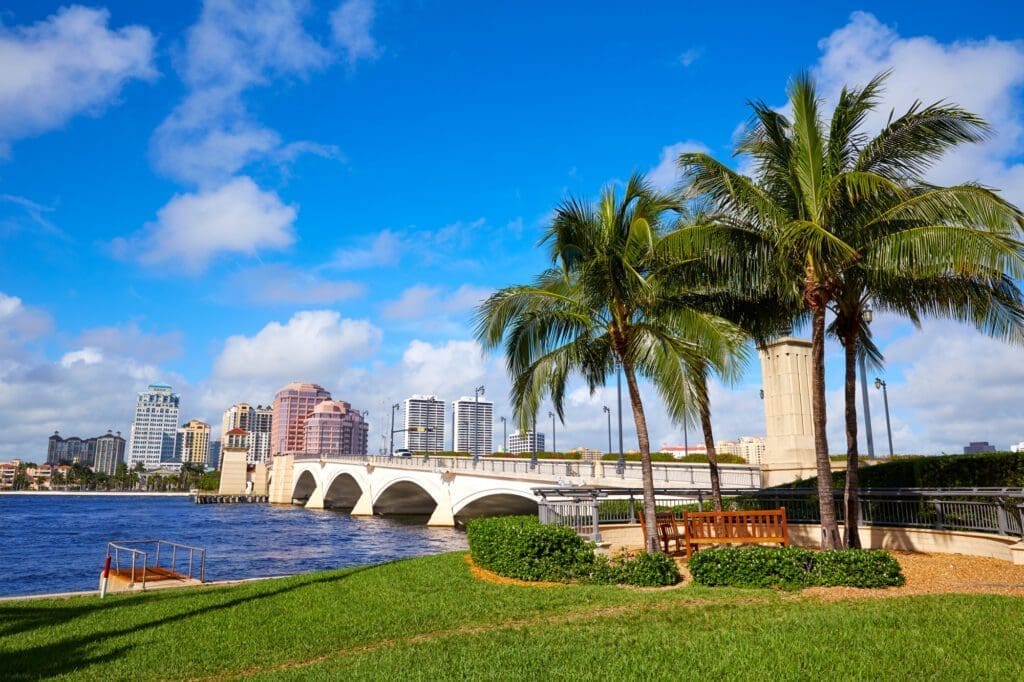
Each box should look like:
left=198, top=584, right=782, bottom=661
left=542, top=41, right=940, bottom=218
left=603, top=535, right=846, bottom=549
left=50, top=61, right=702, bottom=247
left=843, top=336, right=862, bottom=549
left=622, top=360, right=661, bottom=553
left=811, top=303, right=841, bottom=549
left=694, top=370, right=723, bottom=511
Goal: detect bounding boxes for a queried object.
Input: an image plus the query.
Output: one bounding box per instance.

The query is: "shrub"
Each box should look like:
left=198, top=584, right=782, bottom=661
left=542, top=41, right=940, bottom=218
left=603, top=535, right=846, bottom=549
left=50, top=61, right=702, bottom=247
left=466, top=516, right=597, bottom=582
left=689, top=546, right=905, bottom=590
left=811, top=550, right=905, bottom=588
left=466, top=516, right=681, bottom=586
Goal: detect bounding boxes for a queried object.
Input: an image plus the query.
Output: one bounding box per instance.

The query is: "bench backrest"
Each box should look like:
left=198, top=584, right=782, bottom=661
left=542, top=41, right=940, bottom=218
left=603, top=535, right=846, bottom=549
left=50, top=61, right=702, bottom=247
left=681, top=507, right=788, bottom=541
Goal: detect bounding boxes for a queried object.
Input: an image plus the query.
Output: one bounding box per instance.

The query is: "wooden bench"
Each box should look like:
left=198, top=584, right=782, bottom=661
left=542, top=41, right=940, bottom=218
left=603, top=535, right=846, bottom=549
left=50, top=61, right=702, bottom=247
left=636, top=510, right=686, bottom=554
left=679, top=507, right=788, bottom=558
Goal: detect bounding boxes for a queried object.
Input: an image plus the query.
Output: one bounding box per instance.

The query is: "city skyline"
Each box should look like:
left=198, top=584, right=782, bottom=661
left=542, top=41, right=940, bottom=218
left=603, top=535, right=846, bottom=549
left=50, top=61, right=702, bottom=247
left=1, top=3, right=1023, bottom=458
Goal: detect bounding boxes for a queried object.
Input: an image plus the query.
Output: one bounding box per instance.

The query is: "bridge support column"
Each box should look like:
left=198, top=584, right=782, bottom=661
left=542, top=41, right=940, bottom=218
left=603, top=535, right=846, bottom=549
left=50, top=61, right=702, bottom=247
left=427, top=483, right=455, bottom=527
left=305, top=484, right=325, bottom=509
left=268, top=455, right=295, bottom=505
left=350, top=489, right=374, bottom=516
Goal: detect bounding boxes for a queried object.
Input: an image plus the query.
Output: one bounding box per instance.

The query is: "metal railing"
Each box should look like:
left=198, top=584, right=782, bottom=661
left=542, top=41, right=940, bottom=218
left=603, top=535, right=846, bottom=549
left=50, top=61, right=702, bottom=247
left=106, top=540, right=207, bottom=587
left=535, top=487, right=1024, bottom=540
left=293, top=453, right=761, bottom=489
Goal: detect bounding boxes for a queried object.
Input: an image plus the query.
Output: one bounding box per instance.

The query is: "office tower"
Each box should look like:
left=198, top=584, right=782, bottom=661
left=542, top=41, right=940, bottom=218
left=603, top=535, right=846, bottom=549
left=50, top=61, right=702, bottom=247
left=127, top=383, right=180, bottom=468
left=177, top=419, right=211, bottom=465
left=403, top=395, right=445, bottom=452
left=208, top=439, right=221, bottom=469
left=453, top=396, right=493, bottom=456
left=508, top=430, right=544, bottom=455
left=222, top=403, right=273, bottom=464
left=304, top=400, right=369, bottom=456
left=92, top=430, right=126, bottom=476
left=270, top=383, right=332, bottom=458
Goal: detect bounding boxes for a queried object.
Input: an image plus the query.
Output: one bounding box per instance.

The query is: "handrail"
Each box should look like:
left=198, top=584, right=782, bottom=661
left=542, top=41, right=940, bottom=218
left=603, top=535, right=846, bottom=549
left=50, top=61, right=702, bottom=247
left=106, top=540, right=207, bottom=586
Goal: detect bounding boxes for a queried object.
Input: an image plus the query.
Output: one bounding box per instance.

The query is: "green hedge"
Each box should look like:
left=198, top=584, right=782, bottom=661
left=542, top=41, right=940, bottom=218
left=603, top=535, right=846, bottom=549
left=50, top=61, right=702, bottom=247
left=689, top=546, right=904, bottom=590
left=781, top=451, right=1024, bottom=489
left=466, top=515, right=680, bottom=586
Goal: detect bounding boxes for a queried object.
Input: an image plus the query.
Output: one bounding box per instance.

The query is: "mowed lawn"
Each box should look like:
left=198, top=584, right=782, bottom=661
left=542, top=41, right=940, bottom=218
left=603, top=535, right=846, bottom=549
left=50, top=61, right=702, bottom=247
left=1, top=552, right=1021, bottom=680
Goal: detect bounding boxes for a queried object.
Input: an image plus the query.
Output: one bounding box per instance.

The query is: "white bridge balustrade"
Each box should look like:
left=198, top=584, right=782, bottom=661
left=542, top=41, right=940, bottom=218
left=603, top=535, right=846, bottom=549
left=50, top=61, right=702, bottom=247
left=267, top=453, right=762, bottom=527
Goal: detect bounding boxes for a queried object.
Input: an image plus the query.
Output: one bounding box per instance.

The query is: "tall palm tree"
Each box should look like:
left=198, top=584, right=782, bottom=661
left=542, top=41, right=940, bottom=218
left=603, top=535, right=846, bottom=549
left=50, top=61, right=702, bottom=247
left=680, top=72, right=1024, bottom=549
left=475, top=174, right=747, bottom=551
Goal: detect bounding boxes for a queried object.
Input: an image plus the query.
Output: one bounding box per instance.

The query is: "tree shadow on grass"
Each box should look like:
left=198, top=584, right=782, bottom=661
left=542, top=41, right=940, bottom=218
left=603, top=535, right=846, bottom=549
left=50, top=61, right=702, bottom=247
left=0, top=566, right=373, bottom=679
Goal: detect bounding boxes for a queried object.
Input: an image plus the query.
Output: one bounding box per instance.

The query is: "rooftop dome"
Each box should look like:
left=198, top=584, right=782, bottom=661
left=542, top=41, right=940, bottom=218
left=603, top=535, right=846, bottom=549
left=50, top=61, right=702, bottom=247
left=312, top=400, right=348, bottom=415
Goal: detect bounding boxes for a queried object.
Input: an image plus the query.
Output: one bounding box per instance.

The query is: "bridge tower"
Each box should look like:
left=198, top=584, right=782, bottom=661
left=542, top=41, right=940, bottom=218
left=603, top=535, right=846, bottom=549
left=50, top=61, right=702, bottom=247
left=759, top=337, right=818, bottom=486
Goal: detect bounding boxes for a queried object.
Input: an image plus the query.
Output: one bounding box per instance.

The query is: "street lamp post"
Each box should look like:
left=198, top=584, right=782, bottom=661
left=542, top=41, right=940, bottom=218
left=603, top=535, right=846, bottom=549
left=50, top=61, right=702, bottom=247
left=531, top=413, right=538, bottom=469
left=603, top=406, right=612, bottom=456
left=473, top=385, right=485, bottom=463
left=875, top=378, right=894, bottom=457
left=860, top=307, right=876, bottom=459
left=500, top=416, right=507, bottom=453
left=389, top=403, right=400, bottom=457
left=548, top=411, right=556, bottom=455
left=360, top=410, right=369, bottom=457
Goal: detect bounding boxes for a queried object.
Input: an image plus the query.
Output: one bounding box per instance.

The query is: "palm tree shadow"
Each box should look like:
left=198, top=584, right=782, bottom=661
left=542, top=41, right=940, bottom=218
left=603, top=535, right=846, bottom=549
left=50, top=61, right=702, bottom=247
left=0, top=566, right=373, bottom=679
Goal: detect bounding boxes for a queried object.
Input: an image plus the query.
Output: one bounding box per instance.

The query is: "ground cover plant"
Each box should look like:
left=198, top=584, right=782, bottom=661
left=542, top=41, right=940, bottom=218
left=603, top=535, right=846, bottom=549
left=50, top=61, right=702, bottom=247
left=466, top=515, right=679, bottom=586
left=688, top=546, right=905, bottom=589
left=1, top=552, right=1020, bottom=680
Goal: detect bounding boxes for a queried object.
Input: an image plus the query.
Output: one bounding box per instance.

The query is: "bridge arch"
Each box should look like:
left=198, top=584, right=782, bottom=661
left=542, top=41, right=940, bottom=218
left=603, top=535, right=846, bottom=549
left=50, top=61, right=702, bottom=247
left=453, top=488, right=538, bottom=523
left=373, top=478, right=439, bottom=517
left=291, top=469, right=318, bottom=505
left=323, top=472, right=365, bottom=510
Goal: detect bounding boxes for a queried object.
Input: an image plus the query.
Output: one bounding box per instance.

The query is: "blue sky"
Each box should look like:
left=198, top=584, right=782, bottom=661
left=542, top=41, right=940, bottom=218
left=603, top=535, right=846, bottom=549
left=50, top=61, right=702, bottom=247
left=1, top=0, right=1023, bottom=459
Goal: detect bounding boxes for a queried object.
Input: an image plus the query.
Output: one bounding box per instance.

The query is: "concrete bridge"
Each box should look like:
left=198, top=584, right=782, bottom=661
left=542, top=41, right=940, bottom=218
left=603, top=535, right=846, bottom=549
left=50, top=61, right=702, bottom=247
left=268, top=454, right=762, bottom=526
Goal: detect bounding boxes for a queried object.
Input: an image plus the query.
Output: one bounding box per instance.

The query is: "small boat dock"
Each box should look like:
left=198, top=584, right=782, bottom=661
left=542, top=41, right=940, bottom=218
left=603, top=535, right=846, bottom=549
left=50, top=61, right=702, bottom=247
left=102, top=540, right=206, bottom=594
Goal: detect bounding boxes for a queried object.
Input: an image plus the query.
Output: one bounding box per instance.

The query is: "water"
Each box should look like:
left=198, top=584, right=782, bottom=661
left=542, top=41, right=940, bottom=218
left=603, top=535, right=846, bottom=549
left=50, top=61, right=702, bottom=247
left=0, top=494, right=466, bottom=598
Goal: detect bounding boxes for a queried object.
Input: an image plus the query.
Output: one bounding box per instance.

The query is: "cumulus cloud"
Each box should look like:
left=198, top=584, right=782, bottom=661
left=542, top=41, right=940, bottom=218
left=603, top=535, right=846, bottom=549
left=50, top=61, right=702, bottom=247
left=113, top=176, right=297, bottom=272
left=330, top=0, right=379, bottom=65
left=648, top=140, right=710, bottom=191
left=222, top=264, right=365, bottom=305
left=382, top=284, right=492, bottom=321
left=0, top=6, right=156, bottom=155
left=76, top=323, right=183, bottom=364
left=329, top=229, right=404, bottom=269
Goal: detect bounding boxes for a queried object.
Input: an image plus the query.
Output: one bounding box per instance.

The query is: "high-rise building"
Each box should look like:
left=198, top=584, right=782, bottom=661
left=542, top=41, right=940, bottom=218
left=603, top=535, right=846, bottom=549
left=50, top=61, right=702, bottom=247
left=222, top=403, right=273, bottom=464
left=177, top=419, right=211, bottom=465
left=93, top=430, right=126, bottom=475
left=304, top=400, right=369, bottom=456
left=508, top=430, right=544, bottom=455
left=271, top=383, right=332, bottom=457
left=208, top=439, right=222, bottom=469
left=453, top=396, right=493, bottom=456
left=47, top=432, right=92, bottom=465
left=127, top=383, right=181, bottom=469
left=403, top=395, right=445, bottom=452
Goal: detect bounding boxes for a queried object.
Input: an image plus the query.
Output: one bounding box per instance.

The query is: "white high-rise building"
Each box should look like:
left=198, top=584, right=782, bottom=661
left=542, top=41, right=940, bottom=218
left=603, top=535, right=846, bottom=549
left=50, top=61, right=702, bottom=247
left=508, top=430, right=544, bottom=455
left=404, top=395, right=445, bottom=452
left=453, top=396, right=493, bottom=456
left=127, top=383, right=180, bottom=469
left=222, top=403, right=274, bottom=464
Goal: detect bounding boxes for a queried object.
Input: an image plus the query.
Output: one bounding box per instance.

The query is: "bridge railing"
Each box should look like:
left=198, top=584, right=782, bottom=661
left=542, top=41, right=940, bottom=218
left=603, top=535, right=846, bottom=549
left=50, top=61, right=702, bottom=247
left=293, top=453, right=761, bottom=488
left=534, top=487, right=1024, bottom=541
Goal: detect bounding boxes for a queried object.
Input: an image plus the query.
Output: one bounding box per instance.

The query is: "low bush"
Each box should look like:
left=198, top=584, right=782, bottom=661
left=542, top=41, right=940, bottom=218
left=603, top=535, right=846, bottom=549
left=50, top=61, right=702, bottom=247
left=688, top=546, right=904, bottom=590
left=466, top=516, right=681, bottom=586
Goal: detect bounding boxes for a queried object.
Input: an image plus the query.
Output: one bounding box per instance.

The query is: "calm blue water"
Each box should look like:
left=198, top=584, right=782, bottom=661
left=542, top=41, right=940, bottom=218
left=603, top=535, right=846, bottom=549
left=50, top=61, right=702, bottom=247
left=0, top=494, right=466, bottom=598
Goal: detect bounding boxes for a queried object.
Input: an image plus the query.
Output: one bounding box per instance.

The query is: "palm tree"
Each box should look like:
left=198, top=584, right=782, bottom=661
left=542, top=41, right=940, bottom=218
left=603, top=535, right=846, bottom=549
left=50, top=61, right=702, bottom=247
left=680, top=72, right=1024, bottom=549
left=476, top=174, right=747, bottom=551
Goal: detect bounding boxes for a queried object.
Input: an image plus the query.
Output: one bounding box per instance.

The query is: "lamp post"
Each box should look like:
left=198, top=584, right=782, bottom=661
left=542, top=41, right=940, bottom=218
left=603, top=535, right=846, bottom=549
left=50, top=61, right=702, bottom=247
left=860, top=307, right=876, bottom=459
left=360, top=410, right=369, bottom=457
left=874, top=378, right=894, bottom=457
left=499, top=416, right=507, bottom=453
left=531, top=413, right=538, bottom=469
left=389, top=403, right=400, bottom=457
left=603, top=406, right=612, bottom=456
left=548, top=411, right=556, bottom=455
left=473, top=385, right=485, bottom=463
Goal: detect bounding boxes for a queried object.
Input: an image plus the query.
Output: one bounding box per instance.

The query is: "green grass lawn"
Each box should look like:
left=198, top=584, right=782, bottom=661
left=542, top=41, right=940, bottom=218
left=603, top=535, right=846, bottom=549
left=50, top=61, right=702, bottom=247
left=1, top=552, right=1021, bottom=680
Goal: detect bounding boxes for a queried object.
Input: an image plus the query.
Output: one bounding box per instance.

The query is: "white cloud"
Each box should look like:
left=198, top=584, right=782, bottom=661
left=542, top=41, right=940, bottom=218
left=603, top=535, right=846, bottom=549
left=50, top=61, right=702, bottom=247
left=213, top=310, right=381, bottom=381
left=223, top=264, right=365, bottom=304
left=648, top=140, right=710, bottom=191
left=677, top=47, right=702, bottom=67
left=330, top=0, right=379, bottom=65
left=60, top=347, right=103, bottom=367
left=0, top=6, right=156, bottom=155
left=383, top=284, right=492, bottom=321
left=399, top=340, right=487, bottom=398
left=329, top=229, right=404, bottom=269
left=114, top=177, right=297, bottom=272
left=76, top=323, right=183, bottom=364
left=813, top=11, right=1024, bottom=205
